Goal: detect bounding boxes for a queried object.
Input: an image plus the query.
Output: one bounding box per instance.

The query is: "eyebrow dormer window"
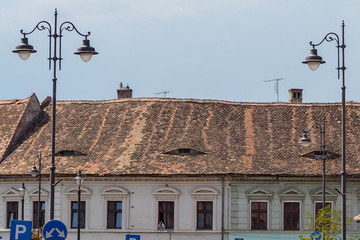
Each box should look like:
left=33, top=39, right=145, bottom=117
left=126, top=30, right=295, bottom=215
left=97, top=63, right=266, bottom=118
left=164, top=148, right=205, bottom=156
left=178, top=149, right=190, bottom=154
left=55, top=150, right=86, bottom=157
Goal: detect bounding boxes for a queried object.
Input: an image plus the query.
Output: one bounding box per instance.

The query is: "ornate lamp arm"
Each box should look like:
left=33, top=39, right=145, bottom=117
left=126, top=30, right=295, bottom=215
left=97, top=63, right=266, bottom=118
left=308, top=32, right=342, bottom=79
left=58, top=22, right=92, bottom=69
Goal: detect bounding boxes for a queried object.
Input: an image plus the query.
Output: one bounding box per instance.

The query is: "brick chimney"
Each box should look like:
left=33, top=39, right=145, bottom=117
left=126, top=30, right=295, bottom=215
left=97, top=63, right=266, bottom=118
left=288, top=89, right=303, bottom=103
left=117, top=82, right=133, bottom=99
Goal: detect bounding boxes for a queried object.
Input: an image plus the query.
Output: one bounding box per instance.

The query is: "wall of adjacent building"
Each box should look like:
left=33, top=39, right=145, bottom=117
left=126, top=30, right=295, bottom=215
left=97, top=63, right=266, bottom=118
left=229, top=179, right=360, bottom=239
left=0, top=178, right=229, bottom=240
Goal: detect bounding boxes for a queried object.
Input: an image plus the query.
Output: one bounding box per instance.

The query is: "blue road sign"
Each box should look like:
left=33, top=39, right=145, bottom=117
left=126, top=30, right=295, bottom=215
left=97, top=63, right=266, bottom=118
left=10, top=220, right=32, bottom=240
left=43, top=220, right=68, bottom=240
left=311, top=231, right=322, bottom=240
left=126, top=235, right=140, bottom=240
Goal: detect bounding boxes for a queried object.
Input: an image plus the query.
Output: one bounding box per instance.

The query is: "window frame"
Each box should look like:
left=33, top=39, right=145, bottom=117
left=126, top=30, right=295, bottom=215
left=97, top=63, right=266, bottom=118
left=282, top=201, right=301, bottom=231
left=196, top=201, right=213, bottom=230
left=190, top=186, right=219, bottom=231
left=250, top=200, right=268, bottom=230
left=28, top=187, right=49, bottom=228
left=107, top=201, right=123, bottom=229
left=32, top=201, right=46, bottom=228
left=158, top=201, right=175, bottom=230
left=2, top=188, right=23, bottom=229
left=64, top=186, right=92, bottom=230
left=71, top=201, right=86, bottom=229
left=153, top=186, right=180, bottom=230
left=101, top=186, right=129, bottom=230
left=7, top=201, right=19, bottom=228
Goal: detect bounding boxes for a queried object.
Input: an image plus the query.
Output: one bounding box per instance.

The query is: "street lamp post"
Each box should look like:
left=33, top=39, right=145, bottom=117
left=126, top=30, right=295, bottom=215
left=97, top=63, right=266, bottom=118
left=298, top=117, right=327, bottom=209
left=13, top=9, right=98, bottom=220
left=302, top=21, right=346, bottom=239
left=30, top=153, right=42, bottom=236
left=75, top=170, right=84, bottom=240
left=19, top=183, right=27, bottom=220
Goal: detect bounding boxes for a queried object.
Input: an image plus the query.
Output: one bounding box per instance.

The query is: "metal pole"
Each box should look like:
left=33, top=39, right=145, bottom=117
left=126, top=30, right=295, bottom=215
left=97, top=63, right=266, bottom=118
left=322, top=117, right=326, bottom=210
left=340, top=20, right=347, bottom=240
left=21, top=196, right=24, bottom=220
left=77, top=183, right=81, bottom=240
left=38, top=154, right=42, bottom=235
left=50, top=9, right=58, bottom=221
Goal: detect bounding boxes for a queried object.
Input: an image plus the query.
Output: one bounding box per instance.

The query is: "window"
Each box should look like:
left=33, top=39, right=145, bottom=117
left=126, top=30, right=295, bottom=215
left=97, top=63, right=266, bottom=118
left=315, top=202, right=332, bottom=218
left=7, top=202, right=18, bottom=228
left=33, top=201, right=45, bottom=228
left=107, top=201, right=122, bottom=229
left=197, top=201, right=213, bottom=230
left=71, top=201, right=86, bottom=228
left=158, top=201, right=174, bottom=229
left=251, top=201, right=267, bottom=230
left=153, top=186, right=181, bottom=230
left=283, top=202, right=300, bottom=230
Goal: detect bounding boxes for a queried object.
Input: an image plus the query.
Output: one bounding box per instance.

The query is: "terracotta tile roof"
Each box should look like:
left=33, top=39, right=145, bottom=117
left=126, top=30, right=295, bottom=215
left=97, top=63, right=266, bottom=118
left=0, top=95, right=359, bottom=177
left=0, top=93, right=41, bottom=161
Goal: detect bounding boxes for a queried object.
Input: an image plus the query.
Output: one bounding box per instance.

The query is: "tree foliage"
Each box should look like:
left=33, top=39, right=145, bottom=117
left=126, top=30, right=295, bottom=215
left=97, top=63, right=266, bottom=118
left=299, top=205, right=357, bottom=240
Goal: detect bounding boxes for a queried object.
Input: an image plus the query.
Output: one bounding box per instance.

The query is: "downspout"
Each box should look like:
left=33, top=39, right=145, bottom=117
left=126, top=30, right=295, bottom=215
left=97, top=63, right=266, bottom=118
left=221, top=176, right=225, bottom=240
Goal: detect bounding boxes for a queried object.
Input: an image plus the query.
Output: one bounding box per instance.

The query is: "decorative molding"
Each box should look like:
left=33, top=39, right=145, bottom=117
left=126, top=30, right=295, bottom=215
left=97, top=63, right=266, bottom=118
left=2, top=187, right=20, bottom=197
left=278, top=187, right=306, bottom=201
left=310, top=187, right=337, bottom=202
left=246, top=187, right=273, bottom=200
left=153, top=186, right=180, bottom=200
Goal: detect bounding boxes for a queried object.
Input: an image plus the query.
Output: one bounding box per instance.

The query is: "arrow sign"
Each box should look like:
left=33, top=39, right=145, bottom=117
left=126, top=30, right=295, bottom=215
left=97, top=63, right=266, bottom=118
left=43, top=220, right=68, bottom=240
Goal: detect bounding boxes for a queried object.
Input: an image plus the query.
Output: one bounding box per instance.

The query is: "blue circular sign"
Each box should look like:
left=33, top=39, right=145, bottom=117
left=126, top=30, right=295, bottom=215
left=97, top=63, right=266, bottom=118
left=310, top=231, right=322, bottom=240
left=43, top=220, right=68, bottom=240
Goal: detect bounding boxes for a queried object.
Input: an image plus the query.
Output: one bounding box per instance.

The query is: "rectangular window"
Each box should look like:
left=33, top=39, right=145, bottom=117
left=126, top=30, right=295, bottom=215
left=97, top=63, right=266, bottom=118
left=158, top=201, right=174, bottom=229
left=196, top=201, right=213, bottom=230
left=251, top=201, right=267, bottom=230
left=71, top=201, right=86, bottom=228
left=107, top=201, right=122, bottom=229
left=283, top=202, right=300, bottom=230
left=7, top=202, right=19, bottom=228
left=315, top=202, right=332, bottom=214
left=33, top=201, right=46, bottom=228
left=315, top=202, right=332, bottom=219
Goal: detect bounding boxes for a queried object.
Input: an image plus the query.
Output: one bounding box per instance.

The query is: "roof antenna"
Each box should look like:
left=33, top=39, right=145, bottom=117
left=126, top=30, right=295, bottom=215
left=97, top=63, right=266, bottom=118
left=155, top=91, right=170, bottom=98
left=264, top=78, right=284, bottom=102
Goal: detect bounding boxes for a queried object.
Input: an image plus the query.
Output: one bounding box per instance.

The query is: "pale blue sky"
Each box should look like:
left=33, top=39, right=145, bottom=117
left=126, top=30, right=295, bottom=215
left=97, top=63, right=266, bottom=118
left=1, top=0, right=359, bottom=103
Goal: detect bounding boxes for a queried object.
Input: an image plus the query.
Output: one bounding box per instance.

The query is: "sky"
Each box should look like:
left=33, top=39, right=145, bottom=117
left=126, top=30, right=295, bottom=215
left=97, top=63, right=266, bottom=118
left=0, top=0, right=359, bottom=103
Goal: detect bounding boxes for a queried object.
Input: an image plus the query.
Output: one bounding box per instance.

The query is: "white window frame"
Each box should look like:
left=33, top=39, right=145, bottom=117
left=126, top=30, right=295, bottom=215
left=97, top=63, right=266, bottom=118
left=152, top=186, right=180, bottom=230
left=245, top=186, right=273, bottom=231
left=64, top=186, right=92, bottom=230
left=101, top=186, right=129, bottom=230
left=28, top=187, right=49, bottom=227
left=278, top=187, right=305, bottom=231
left=2, top=188, right=22, bottom=229
left=190, top=186, right=219, bottom=231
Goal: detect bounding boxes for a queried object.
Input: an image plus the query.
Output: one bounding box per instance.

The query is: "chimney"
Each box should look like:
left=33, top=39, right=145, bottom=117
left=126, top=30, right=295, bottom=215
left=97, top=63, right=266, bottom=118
left=288, top=89, right=303, bottom=103
left=117, top=82, right=133, bottom=99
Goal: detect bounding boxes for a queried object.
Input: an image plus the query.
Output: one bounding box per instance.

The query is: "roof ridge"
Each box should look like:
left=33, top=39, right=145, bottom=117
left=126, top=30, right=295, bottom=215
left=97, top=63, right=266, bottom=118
left=53, top=97, right=353, bottom=106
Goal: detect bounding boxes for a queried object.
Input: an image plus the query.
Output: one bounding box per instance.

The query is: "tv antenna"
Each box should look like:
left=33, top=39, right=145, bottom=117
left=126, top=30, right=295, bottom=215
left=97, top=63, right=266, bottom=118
left=155, top=91, right=170, bottom=98
left=264, top=78, right=284, bottom=102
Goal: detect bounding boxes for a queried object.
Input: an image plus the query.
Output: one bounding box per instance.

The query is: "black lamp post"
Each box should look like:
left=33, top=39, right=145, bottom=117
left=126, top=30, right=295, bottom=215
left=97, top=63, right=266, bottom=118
left=298, top=117, right=327, bottom=209
left=13, top=9, right=98, bottom=220
left=30, top=153, right=42, bottom=236
left=302, top=21, right=346, bottom=239
left=75, top=170, right=84, bottom=240
left=19, top=183, right=27, bottom=220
